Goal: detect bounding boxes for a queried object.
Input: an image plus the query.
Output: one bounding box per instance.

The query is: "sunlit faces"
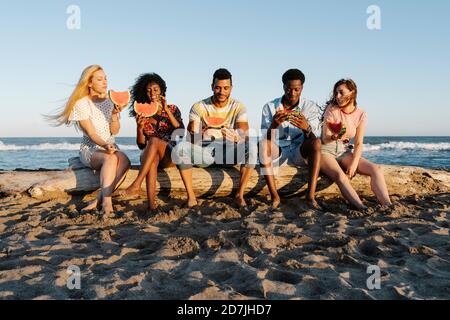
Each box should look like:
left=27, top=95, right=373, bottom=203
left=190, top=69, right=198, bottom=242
left=88, top=70, right=108, bottom=95
left=147, top=82, right=162, bottom=102
left=335, top=84, right=355, bottom=108
left=283, top=80, right=303, bottom=106
left=212, top=79, right=232, bottom=104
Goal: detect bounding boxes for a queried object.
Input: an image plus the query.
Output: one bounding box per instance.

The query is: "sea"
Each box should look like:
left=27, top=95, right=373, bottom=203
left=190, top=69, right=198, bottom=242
left=0, top=136, right=449, bottom=171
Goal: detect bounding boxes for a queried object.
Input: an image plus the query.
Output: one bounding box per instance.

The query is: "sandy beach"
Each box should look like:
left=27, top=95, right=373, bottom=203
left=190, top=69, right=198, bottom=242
left=0, top=166, right=449, bottom=300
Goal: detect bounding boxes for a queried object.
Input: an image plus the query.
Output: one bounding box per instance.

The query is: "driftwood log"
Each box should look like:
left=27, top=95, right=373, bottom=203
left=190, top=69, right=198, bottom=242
left=0, top=160, right=449, bottom=200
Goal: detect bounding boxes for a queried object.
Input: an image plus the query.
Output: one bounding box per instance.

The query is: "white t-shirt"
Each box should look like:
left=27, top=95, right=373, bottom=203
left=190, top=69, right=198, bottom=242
left=69, top=96, right=115, bottom=151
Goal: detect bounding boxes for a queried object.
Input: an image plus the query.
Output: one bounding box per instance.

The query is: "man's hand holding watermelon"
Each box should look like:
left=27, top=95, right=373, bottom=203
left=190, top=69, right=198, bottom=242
left=288, top=112, right=313, bottom=138
left=270, top=110, right=289, bottom=129
left=221, top=127, right=244, bottom=143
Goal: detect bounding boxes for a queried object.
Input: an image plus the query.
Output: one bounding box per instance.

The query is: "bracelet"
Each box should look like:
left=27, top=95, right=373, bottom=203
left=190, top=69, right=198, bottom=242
left=303, top=126, right=312, bottom=138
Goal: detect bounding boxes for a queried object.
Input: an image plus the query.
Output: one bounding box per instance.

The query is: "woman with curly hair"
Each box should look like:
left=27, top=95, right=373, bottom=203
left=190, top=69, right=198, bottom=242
left=121, top=73, right=198, bottom=213
left=320, top=79, right=392, bottom=209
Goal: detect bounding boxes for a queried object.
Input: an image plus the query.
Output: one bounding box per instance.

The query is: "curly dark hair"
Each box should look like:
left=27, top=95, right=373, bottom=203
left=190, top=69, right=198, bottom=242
left=282, top=69, right=305, bottom=85
left=129, top=73, right=167, bottom=117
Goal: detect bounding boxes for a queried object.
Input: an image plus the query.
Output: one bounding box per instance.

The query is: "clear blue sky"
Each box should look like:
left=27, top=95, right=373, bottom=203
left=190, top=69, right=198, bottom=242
left=0, top=0, right=449, bottom=137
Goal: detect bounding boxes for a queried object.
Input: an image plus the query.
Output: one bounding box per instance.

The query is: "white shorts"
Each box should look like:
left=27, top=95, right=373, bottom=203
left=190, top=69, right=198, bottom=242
left=79, top=144, right=120, bottom=169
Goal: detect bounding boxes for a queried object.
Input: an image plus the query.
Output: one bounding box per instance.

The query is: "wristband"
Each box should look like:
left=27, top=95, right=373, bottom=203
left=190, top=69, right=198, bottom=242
left=303, top=126, right=312, bottom=138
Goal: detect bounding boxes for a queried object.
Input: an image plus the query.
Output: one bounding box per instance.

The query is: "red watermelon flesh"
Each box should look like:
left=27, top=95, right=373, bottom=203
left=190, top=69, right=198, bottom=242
left=204, top=116, right=227, bottom=128
left=109, top=90, right=130, bottom=106
left=326, top=119, right=343, bottom=134
left=134, top=101, right=159, bottom=118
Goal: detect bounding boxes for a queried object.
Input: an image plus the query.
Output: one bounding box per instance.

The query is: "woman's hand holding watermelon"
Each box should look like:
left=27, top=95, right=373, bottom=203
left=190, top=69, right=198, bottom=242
left=160, top=96, right=182, bottom=129
left=326, top=119, right=348, bottom=152
left=136, top=114, right=146, bottom=131
left=112, top=104, right=125, bottom=115
left=161, top=96, right=170, bottom=113
left=330, top=134, right=339, bottom=141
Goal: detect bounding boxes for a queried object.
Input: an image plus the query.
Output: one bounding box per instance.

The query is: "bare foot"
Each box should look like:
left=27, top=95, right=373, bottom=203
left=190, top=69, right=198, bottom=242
left=360, top=205, right=369, bottom=211
left=81, top=200, right=99, bottom=212
left=271, top=196, right=281, bottom=209
left=306, top=198, right=322, bottom=210
left=100, top=198, right=115, bottom=219
left=119, top=186, right=141, bottom=199
left=234, top=196, right=248, bottom=208
left=81, top=193, right=102, bottom=212
left=353, top=204, right=368, bottom=211
left=187, top=198, right=199, bottom=209
left=144, top=207, right=163, bottom=218
left=100, top=206, right=115, bottom=220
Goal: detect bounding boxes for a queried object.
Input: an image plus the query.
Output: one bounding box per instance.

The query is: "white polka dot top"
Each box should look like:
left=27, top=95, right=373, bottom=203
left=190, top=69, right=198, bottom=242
left=69, top=96, right=116, bottom=151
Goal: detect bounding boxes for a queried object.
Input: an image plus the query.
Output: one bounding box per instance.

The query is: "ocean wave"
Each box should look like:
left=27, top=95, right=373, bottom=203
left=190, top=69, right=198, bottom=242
left=0, top=141, right=139, bottom=151
left=1, top=140, right=448, bottom=153
left=364, top=142, right=450, bottom=152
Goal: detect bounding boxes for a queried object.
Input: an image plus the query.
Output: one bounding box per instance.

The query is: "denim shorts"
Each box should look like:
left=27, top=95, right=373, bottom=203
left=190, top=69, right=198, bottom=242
left=79, top=143, right=120, bottom=168
left=321, top=141, right=353, bottom=161
left=172, top=140, right=257, bottom=170
left=273, top=143, right=307, bottom=167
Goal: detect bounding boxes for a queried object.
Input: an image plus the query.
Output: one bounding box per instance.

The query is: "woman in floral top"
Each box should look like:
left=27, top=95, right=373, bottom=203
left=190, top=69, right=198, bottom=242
left=121, top=73, right=198, bottom=214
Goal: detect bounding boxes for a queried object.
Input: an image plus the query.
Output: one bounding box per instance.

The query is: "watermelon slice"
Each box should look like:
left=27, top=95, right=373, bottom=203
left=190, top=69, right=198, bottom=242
left=204, top=116, right=227, bottom=128
left=134, top=101, right=159, bottom=118
left=326, top=119, right=343, bottom=134
left=108, top=90, right=130, bottom=106
left=285, top=109, right=302, bottom=120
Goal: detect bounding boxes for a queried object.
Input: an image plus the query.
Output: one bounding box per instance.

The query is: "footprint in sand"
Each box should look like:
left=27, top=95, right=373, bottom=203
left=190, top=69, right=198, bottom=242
left=158, top=237, right=200, bottom=258
left=358, top=239, right=383, bottom=256
left=266, top=269, right=302, bottom=285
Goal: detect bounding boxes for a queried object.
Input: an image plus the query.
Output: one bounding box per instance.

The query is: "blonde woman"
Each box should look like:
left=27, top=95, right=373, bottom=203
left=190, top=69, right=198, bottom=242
left=320, top=79, right=392, bottom=209
left=49, top=65, right=131, bottom=217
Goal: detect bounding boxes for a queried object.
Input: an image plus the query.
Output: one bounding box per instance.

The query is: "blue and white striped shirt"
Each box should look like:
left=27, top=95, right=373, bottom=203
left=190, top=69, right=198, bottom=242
left=261, top=97, right=323, bottom=148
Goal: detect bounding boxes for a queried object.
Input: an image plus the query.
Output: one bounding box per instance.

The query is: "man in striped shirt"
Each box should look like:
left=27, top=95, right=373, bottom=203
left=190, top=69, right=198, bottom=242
left=260, top=69, right=323, bottom=209
left=176, top=68, right=256, bottom=207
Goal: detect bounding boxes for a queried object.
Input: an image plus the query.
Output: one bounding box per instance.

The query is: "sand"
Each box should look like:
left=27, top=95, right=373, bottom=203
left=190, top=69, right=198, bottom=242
left=0, top=172, right=449, bottom=300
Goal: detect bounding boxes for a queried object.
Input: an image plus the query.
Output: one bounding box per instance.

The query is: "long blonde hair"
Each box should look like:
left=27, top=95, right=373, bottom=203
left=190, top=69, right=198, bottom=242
left=46, top=65, right=103, bottom=128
